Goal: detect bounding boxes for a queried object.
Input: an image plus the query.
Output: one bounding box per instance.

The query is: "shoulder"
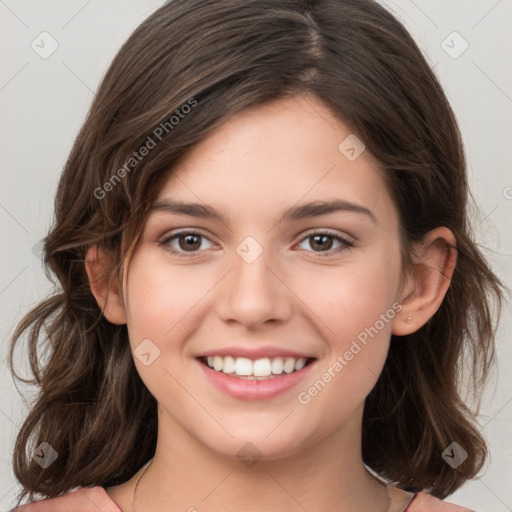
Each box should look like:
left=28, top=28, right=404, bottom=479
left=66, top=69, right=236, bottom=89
left=9, top=486, right=122, bottom=512
left=407, top=491, right=477, bottom=512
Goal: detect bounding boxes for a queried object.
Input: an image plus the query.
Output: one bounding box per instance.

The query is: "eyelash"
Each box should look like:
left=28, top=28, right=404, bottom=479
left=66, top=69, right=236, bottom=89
left=158, top=229, right=354, bottom=259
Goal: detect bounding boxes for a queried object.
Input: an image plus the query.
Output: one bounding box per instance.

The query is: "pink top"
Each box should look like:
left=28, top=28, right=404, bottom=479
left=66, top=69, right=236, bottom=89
left=10, top=486, right=476, bottom=511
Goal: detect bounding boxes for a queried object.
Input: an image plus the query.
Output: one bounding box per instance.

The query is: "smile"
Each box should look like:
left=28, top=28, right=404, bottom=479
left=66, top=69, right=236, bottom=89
left=198, top=355, right=315, bottom=379
left=195, top=355, right=317, bottom=400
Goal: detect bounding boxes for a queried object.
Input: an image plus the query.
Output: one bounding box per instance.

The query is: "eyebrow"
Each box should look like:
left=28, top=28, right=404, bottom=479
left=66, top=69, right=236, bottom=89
left=150, top=198, right=377, bottom=224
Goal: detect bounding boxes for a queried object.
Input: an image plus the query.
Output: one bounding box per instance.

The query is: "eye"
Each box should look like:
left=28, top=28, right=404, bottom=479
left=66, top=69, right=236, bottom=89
left=159, top=229, right=354, bottom=259
left=159, top=230, right=215, bottom=257
left=295, top=230, right=354, bottom=257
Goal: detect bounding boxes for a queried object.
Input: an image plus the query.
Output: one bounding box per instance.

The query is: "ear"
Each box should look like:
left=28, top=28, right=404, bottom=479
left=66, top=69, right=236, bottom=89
left=85, top=245, right=127, bottom=325
left=392, top=227, right=457, bottom=336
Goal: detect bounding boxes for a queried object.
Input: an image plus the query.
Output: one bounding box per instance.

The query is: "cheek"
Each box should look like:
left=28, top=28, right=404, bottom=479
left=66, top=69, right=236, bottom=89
left=294, top=276, right=396, bottom=429
left=332, top=266, right=397, bottom=346
left=291, top=247, right=400, bottom=404
left=124, top=254, right=210, bottom=346
left=122, top=254, right=209, bottom=407
left=291, top=247, right=401, bottom=349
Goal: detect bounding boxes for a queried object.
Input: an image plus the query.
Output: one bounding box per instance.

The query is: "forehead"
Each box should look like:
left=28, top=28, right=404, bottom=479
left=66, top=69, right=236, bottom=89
left=155, top=94, right=396, bottom=226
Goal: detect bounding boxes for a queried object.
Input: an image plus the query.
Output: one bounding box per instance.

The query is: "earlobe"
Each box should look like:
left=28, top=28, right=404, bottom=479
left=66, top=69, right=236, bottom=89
left=85, top=245, right=127, bottom=325
left=392, top=227, right=457, bottom=336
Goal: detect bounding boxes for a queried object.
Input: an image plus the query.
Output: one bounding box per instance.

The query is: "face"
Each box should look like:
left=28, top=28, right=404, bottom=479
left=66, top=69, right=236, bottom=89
left=120, top=94, right=405, bottom=460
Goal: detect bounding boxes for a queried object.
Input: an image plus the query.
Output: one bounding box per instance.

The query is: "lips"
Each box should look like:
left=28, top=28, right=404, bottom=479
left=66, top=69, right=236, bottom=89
left=195, top=356, right=317, bottom=400
left=194, top=345, right=318, bottom=399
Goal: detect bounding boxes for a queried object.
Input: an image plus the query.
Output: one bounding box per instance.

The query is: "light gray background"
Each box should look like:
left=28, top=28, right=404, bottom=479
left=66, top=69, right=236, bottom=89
left=1, top=0, right=511, bottom=510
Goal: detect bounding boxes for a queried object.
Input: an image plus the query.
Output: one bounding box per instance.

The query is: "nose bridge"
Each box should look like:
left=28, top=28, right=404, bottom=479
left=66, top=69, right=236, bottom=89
left=232, top=234, right=277, bottom=299
left=217, top=234, right=291, bottom=325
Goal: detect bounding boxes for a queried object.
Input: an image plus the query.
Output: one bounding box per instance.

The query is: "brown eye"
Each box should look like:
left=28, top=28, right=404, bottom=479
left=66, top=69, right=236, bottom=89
left=309, top=234, right=334, bottom=252
left=160, top=230, right=215, bottom=257
left=178, top=233, right=202, bottom=251
left=297, top=230, right=354, bottom=258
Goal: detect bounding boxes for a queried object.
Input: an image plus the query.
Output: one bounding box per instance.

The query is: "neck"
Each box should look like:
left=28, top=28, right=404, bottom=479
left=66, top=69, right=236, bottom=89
left=129, top=403, right=396, bottom=512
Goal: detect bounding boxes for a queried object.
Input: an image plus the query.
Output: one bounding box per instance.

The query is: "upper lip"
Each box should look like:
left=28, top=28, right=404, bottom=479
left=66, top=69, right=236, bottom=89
left=196, top=346, right=316, bottom=360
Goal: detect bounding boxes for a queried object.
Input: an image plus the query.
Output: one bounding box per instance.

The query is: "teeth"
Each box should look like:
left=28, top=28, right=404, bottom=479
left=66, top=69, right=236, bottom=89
left=253, top=358, right=271, bottom=377
left=213, top=356, right=223, bottom=372
left=234, top=357, right=253, bottom=376
left=223, top=355, right=235, bottom=373
left=271, top=358, right=283, bottom=375
left=294, top=357, right=307, bottom=371
left=202, top=355, right=311, bottom=377
left=283, top=358, right=295, bottom=374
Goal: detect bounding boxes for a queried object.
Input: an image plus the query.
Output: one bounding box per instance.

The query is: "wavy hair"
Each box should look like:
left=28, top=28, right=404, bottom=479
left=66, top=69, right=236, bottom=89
left=8, top=0, right=505, bottom=505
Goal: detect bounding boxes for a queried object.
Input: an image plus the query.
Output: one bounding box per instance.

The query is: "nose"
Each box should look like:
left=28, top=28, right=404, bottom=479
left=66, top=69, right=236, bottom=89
left=216, top=244, right=293, bottom=328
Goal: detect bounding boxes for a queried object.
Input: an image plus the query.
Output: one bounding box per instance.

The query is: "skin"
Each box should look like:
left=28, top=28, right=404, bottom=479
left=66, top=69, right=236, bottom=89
left=86, top=93, right=457, bottom=512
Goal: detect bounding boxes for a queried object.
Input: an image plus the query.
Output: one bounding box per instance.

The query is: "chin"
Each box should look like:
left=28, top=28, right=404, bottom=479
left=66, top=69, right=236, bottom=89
left=203, top=426, right=316, bottom=463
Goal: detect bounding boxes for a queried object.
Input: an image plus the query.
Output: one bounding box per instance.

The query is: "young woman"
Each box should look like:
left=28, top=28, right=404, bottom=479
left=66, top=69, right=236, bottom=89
left=8, top=0, right=504, bottom=511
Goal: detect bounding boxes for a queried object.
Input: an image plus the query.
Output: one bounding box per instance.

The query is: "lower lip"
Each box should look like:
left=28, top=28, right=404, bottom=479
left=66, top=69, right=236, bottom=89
left=196, top=359, right=316, bottom=400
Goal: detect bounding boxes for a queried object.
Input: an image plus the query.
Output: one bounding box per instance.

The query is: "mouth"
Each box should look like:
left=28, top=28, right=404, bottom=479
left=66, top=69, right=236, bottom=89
left=197, top=355, right=317, bottom=380
left=195, top=354, right=318, bottom=400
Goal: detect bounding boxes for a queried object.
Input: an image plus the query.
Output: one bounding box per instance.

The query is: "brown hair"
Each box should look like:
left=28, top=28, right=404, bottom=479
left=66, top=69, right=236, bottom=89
left=9, top=0, right=505, bottom=505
